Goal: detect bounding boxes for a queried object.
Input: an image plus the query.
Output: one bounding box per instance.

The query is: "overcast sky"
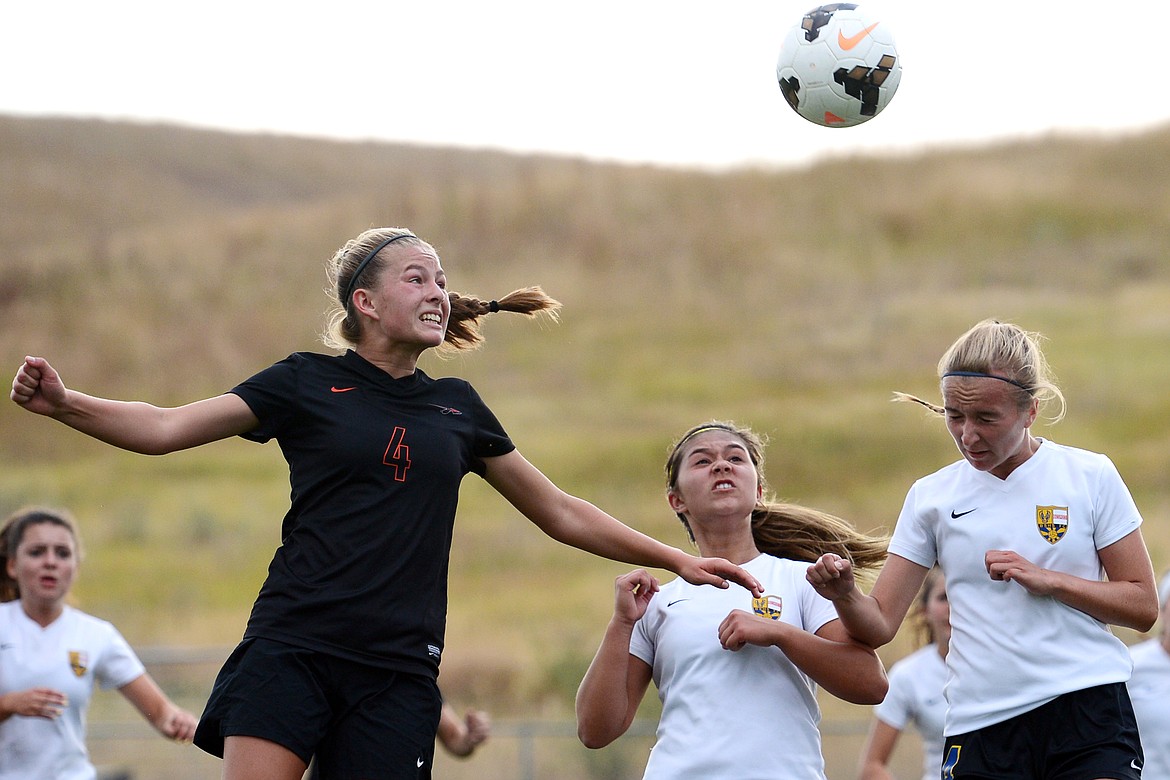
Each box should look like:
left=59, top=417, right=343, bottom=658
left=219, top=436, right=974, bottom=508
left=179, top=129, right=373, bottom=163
left=3, top=1, right=1168, bottom=168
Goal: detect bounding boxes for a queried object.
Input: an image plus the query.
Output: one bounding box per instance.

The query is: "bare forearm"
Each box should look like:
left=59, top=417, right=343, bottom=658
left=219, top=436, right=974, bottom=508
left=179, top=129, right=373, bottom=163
left=487, top=454, right=689, bottom=572
left=546, top=495, right=688, bottom=571
left=1045, top=572, right=1157, bottom=630
left=120, top=675, right=196, bottom=741
left=806, top=555, right=925, bottom=650
left=826, top=590, right=899, bottom=649
left=51, top=391, right=253, bottom=455
left=774, top=627, right=887, bottom=704
left=51, top=391, right=177, bottom=454
left=576, top=619, right=639, bottom=748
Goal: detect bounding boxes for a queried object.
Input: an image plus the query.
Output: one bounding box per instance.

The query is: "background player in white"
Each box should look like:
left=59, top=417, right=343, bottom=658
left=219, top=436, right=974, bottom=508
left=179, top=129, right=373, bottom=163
left=1128, top=571, right=1170, bottom=779
left=857, top=568, right=948, bottom=780
left=576, top=421, right=888, bottom=779
left=0, top=506, right=197, bottom=780
left=808, top=318, right=1157, bottom=780
left=10, top=227, right=763, bottom=780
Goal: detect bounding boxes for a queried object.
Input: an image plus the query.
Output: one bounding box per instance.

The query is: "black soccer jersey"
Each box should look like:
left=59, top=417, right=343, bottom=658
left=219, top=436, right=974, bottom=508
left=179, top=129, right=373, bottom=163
left=228, top=350, right=515, bottom=677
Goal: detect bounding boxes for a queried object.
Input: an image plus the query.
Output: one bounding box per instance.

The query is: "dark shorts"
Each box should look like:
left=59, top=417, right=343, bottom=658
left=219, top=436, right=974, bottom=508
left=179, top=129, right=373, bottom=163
left=941, top=682, right=1144, bottom=780
left=193, top=638, right=442, bottom=779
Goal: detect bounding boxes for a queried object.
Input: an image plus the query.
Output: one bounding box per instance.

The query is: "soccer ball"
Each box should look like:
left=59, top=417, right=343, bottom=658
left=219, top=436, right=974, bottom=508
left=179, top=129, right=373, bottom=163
left=776, top=4, right=901, bottom=128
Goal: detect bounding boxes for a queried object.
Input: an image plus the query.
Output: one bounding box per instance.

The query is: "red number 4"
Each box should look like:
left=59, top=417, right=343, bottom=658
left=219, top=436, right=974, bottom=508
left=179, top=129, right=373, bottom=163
left=383, top=426, right=411, bottom=481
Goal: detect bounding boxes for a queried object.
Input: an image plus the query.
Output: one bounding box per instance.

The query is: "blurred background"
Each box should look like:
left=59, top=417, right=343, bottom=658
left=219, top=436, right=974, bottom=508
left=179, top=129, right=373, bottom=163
left=1, top=113, right=1167, bottom=778
left=3, top=1, right=1170, bottom=777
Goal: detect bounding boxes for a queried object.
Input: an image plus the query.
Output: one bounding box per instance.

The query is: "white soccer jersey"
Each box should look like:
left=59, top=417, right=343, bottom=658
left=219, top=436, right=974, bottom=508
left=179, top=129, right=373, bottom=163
left=889, top=440, right=1141, bottom=736
left=874, top=644, right=947, bottom=780
left=1128, top=639, right=1170, bottom=780
left=629, top=553, right=839, bottom=779
left=0, top=602, right=145, bottom=780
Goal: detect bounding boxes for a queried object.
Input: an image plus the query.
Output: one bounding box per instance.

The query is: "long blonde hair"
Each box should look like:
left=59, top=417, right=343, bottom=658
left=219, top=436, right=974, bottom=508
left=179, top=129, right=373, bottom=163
left=664, top=421, right=887, bottom=577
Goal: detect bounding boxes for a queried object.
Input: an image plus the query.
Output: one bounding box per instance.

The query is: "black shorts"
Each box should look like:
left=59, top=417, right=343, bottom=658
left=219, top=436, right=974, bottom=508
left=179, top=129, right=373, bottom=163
left=193, top=638, right=442, bottom=779
left=941, top=682, right=1144, bottom=780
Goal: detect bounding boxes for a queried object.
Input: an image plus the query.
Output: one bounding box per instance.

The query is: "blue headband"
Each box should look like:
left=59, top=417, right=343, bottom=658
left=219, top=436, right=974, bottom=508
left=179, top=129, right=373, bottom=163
left=942, top=371, right=1032, bottom=394
left=341, top=233, right=413, bottom=307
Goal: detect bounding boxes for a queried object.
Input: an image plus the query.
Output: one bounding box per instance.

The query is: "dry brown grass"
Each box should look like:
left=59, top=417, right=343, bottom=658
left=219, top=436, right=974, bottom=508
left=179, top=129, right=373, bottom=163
left=2, top=115, right=1169, bottom=733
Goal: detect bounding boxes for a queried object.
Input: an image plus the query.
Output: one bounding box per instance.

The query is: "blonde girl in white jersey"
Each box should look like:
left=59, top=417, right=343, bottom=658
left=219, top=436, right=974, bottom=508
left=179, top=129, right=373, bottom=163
left=808, top=319, right=1157, bottom=780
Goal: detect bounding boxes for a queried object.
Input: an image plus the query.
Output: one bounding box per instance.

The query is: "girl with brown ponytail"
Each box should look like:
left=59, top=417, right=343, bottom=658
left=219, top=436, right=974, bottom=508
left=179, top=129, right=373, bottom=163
left=576, top=420, right=887, bottom=779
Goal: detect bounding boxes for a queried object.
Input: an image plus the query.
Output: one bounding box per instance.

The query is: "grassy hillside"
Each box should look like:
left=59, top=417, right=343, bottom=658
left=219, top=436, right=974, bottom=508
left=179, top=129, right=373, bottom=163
left=2, top=115, right=1170, bottom=723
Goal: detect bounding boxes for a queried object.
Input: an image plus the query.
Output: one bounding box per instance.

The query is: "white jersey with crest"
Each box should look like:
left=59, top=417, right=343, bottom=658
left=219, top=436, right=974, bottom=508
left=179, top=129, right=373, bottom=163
left=873, top=643, right=947, bottom=780
left=1128, top=638, right=1170, bottom=780
left=629, top=553, right=839, bottom=779
left=0, top=601, right=145, bottom=780
left=888, top=439, right=1140, bottom=736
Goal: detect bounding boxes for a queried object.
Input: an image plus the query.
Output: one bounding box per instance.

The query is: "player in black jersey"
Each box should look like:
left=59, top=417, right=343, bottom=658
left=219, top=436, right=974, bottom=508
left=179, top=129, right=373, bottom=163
left=11, top=226, right=764, bottom=780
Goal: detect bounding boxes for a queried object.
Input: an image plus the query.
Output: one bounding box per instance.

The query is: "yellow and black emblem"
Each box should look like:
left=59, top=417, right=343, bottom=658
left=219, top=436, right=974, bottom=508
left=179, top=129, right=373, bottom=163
left=69, top=650, right=88, bottom=677
left=1036, top=505, right=1069, bottom=544
left=752, top=594, right=783, bottom=620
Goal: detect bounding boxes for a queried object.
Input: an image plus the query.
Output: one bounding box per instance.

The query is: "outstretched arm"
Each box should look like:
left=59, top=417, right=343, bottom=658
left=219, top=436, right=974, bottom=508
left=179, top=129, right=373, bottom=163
left=806, top=553, right=927, bottom=649
left=119, top=674, right=197, bottom=742
left=716, top=612, right=888, bottom=704
left=484, top=450, right=763, bottom=596
left=11, top=356, right=257, bottom=454
left=576, top=569, right=656, bottom=748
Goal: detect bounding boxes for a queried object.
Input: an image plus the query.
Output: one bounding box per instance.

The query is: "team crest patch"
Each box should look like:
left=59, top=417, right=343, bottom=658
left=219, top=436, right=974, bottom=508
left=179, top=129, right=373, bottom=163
left=69, top=650, right=88, bottom=677
left=752, top=595, right=783, bottom=620
left=1036, top=505, right=1069, bottom=544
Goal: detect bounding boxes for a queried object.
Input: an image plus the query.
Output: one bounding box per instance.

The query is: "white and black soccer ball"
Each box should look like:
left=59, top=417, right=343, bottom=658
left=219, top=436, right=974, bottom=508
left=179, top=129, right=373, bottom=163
left=776, top=3, right=901, bottom=128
